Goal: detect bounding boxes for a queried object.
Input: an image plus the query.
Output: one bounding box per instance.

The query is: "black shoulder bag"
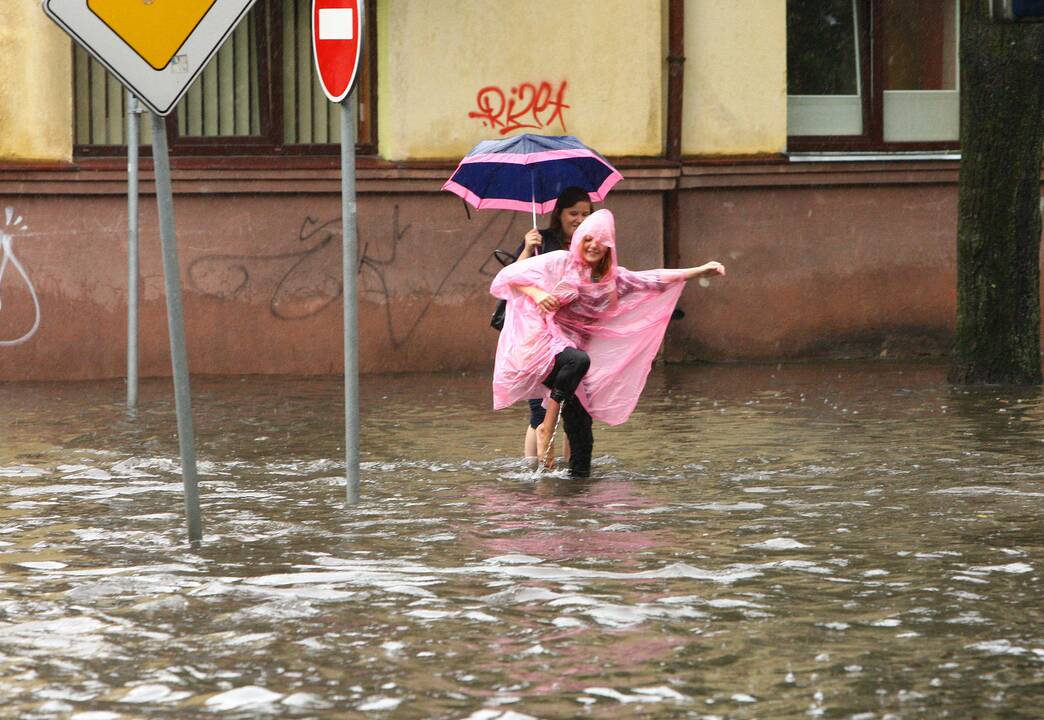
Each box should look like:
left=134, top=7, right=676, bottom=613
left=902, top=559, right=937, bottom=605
left=490, top=249, right=517, bottom=332
left=490, top=299, right=507, bottom=331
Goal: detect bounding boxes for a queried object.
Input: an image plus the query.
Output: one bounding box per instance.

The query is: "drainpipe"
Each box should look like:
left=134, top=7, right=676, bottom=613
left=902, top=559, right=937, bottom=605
left=664, top=0, right=684, bottom=269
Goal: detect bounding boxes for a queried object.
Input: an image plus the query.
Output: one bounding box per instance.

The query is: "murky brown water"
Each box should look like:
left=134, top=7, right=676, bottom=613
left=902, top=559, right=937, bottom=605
left=1, top=361, right=1042, bottom=719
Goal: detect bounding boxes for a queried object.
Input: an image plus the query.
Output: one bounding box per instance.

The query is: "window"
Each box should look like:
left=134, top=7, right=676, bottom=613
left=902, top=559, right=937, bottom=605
left=787, top=0, right=960, bottom=150
left=73, top=0, right=376, bottom=156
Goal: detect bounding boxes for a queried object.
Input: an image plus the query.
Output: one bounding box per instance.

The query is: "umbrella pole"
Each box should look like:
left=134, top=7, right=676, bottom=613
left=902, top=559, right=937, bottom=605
left=530, top=171, right=538, bottom=229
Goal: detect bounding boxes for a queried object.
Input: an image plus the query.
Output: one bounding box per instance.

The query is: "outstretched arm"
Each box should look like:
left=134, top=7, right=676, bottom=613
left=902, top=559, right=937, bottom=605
left=616, top=261, right=726, bottom=296
left=677, top=261, right=726, bottom=281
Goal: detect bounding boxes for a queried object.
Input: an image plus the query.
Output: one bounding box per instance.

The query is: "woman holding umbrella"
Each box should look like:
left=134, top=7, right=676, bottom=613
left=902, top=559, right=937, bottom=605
left=491, top=208, right=725, bottom=474
left=443, top=134, right=621, bottom=465
left=514, top=186, right=592, bottom=262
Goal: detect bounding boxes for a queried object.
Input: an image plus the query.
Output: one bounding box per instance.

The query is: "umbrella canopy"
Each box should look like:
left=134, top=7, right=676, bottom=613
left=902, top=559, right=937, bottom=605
left=442, top=134, right=623, bottom=216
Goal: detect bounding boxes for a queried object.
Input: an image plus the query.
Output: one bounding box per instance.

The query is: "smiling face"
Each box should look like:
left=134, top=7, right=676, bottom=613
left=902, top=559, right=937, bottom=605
left=580, top=233, right=608, bottom=268
left=569, top=208, right=616, bottom=281
left=559, top=200, right=593, bottom=241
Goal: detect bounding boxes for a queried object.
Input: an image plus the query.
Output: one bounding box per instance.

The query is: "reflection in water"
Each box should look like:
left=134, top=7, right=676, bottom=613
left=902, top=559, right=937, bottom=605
left=0, top=361, right=1042, bottom=718
left=948, top=384, right=1044, bottom=457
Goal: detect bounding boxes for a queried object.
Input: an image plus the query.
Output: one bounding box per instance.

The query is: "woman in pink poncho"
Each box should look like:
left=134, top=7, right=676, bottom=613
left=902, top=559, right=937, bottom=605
left=491, top=208, right=725, bottom=474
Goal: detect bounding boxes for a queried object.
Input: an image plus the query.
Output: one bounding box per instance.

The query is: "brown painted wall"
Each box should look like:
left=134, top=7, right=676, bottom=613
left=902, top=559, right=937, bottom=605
left=671, top=183, right=961, bottom=361
left=0, top=179, right=661, bottom=380
left=2, top=162, right=1041, bottom=381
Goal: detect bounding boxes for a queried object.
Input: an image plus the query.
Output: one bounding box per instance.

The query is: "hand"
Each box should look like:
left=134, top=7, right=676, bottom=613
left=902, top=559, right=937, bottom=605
left=530, top=289, right=560, bottom=312
left=700, top=261, right=726, bottom=278
left=523, top=229, right=543, bottom=253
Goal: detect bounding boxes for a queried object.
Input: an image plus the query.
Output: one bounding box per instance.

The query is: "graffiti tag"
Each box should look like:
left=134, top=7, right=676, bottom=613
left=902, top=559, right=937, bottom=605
left=188, top=216, right=343, bottom=321
left=468, top=81, right=569, bottom=136
left=188, top=206, right=525, bottom=351
left=359, top=205, right=521, bottom=349
left=0, top=207, right=40, bottom=347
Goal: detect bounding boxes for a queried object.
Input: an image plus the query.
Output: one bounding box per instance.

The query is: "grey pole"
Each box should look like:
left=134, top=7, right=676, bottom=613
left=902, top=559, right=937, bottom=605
left=150, top=113, right=203, bottom=543
left=126, top=91, right=141, bottom=410
left=341, top=97, right=360, bottom=504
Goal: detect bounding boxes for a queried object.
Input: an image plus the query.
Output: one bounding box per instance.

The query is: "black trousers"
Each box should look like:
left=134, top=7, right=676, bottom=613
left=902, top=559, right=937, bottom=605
left=562, top=395, right=593, bottom=477
left=543, top=348, right=594, bottom=477
left=543, top=347, right=590, bottom=402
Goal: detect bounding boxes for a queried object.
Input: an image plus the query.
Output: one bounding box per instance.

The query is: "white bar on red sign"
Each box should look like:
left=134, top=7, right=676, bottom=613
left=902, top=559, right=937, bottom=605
left=318, top=8, right=354, bottom=40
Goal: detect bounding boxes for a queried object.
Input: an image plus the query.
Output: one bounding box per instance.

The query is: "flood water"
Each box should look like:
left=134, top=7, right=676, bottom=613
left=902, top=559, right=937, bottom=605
left=1, top=361, right=1042, bottom=719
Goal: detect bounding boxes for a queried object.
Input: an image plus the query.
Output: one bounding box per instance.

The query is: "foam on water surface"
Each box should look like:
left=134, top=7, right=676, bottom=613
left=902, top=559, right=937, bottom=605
left=204, top=686, right=283, bottom=711
left=1, top=365, right=1042, bottom=717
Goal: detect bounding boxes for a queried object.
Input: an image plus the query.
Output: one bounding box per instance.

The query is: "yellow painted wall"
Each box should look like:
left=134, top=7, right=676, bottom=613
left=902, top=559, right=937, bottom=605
left=0, top=1, right=73, bottom=162
left=1, top=0, right=787, bottom=164
left=378, top=0, right=665, bottom=160
left=683, top=0, right=786, bottom=155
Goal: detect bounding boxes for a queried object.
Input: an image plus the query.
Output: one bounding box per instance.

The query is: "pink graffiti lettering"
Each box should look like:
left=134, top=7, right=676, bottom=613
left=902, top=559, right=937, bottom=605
left=468, top=81, right=569, bottom=135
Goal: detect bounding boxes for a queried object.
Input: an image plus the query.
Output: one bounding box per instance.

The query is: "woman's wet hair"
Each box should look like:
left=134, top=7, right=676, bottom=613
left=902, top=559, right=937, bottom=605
left=548, top=187, right=593, bottom=237
left=591, top=245, right=612, bottom=280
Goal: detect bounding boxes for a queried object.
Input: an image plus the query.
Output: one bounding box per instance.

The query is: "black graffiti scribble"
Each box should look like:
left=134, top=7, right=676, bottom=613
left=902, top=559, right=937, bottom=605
left=188, top=216, right=342, bottom=320
left=360, top=206, right=523, bottom=349
left=187, top=206, right=526, bottom=348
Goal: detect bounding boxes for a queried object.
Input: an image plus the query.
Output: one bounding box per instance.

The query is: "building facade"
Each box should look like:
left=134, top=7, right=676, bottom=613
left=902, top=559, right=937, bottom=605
left=0, top=0, right=1039, bottom=380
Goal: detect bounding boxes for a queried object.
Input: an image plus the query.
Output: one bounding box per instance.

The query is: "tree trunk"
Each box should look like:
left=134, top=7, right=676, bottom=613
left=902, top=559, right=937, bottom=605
left=950, top=0, right=1044, bottom=385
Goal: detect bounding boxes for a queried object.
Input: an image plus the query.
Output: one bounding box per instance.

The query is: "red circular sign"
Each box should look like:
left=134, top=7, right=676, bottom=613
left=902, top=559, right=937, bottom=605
left=312, top=0, right=363, bottom=102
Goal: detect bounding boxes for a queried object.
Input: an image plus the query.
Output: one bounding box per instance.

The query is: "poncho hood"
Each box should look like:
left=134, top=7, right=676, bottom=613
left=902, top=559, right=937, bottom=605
left=568, top=208, right=618, bottom=282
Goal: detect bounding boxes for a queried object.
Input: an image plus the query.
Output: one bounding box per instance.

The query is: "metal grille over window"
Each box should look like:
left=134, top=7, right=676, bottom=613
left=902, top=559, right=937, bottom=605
left=176, top=11, right=262, bottom=137
left=71, top=0, right=374, bottom=155
left=281, top=0, right=343, bottom=144
left=74, top=46, right=152, bottom=146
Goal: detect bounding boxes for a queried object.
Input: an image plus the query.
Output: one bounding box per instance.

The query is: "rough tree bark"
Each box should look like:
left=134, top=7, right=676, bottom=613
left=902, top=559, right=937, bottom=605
left=950, top=0, right=1044, bottom=385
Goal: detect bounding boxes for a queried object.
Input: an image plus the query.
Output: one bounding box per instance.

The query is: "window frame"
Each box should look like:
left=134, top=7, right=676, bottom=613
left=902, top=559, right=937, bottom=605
left=787, top=0, right=962, bottom=153
left=72, top=0, right=378, bottom=159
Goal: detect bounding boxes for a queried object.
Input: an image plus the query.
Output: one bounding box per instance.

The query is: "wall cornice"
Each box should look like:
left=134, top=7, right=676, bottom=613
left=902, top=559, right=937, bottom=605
left=0, top=155, right=1006, bottom=196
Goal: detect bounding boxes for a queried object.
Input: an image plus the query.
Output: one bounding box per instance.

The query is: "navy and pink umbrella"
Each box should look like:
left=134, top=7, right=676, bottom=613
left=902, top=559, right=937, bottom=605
left=442, top=133, right=623, bottom=228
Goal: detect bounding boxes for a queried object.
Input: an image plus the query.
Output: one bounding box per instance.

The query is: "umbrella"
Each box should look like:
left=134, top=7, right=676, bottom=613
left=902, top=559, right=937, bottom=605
left=442, top=134, right=623, bottom=228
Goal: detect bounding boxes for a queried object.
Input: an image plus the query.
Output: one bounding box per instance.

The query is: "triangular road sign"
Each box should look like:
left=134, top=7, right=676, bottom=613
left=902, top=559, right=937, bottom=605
left=42, top=0, right=257, bottom=116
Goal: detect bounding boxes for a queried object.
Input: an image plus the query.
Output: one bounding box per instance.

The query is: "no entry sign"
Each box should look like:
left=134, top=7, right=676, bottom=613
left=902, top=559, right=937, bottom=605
left=312, top=0, right=364, bottom=102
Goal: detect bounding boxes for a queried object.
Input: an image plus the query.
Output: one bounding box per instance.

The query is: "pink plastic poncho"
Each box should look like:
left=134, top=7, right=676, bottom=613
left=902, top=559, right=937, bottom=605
left=490, top=209, right=686, bottom=425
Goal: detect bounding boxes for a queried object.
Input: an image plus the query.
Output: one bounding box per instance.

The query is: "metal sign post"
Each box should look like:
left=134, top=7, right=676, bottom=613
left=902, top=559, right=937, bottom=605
left=151, top=117, right=203, bottom=543
left=340, top=98, right=360, bottom=504
left=126, top=90, right=140, bottom=411
left=42, top=0, right=257, bottom=543
left=313, top=0, right=364, bottom=504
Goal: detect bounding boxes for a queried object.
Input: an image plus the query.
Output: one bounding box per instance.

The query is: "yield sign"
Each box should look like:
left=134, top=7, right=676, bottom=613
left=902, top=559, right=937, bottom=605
left=312, top=0, right=364, bottom=103
left=42, top=0, right=256, bottom=116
